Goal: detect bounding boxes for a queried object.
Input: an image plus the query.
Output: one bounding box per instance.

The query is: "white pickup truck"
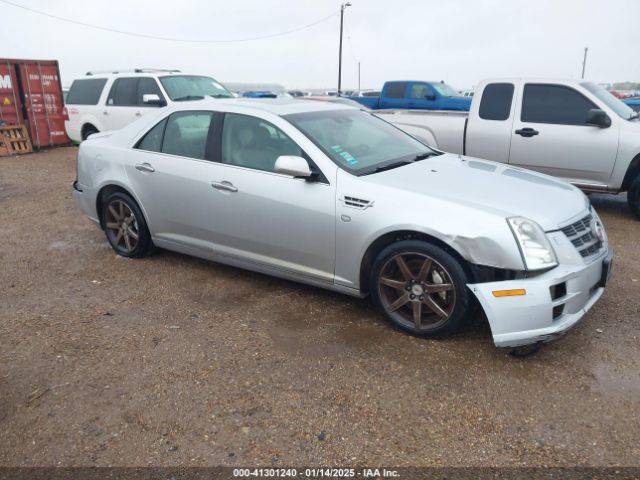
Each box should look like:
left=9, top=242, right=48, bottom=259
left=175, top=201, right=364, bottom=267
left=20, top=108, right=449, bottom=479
left=376, top=79, right=640, bottom=218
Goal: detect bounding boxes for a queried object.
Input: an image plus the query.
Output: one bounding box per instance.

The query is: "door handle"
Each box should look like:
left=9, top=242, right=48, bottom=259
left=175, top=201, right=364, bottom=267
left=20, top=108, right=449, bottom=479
left=135, top=162, right=155, bottom=173
left=211, top=180, right=238, bottom=193
left=135, top=112, right=142, bottom=117
left=211, top=181, right=238, bottom=193
left=102, top=110, right=109, bottom=116
left=515, top=128, right=539, bottom=137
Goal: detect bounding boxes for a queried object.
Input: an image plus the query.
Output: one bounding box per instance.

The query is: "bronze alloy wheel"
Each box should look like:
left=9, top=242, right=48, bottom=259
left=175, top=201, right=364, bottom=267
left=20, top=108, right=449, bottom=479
left=377, top=252, right=456, bottom=332
left=105, top=199, right=139, bottom=254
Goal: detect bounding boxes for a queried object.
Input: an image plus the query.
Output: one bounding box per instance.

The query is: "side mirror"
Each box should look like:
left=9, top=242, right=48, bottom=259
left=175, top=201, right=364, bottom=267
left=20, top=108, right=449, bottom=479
left=424, top=94, right=436, bottom=101
left=142, top=94, right=164, bottom=106
left=275, top=155, right=312, bottom=178
left=586, top=108, right=611, bottom=128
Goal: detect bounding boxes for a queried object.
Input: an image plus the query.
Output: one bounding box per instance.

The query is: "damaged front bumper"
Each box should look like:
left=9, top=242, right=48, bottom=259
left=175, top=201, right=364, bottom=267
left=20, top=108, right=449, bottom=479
left=468, top=248, right=613, bottom=348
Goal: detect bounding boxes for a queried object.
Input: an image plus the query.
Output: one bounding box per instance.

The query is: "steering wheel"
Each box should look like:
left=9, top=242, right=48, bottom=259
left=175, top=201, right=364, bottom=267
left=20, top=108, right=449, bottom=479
left=352, top=144, right=371, bottom=156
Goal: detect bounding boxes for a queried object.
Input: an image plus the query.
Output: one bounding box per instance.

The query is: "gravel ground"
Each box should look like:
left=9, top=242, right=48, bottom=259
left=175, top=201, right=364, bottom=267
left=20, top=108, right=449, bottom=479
left=0, top=147, right=638, bottom=467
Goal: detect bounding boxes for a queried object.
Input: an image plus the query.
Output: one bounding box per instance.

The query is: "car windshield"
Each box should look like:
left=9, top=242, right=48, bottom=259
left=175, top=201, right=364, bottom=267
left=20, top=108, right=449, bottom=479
left=581, top=82, right=636, bottom=120
left=432, top=83, right=460, bottom=97
left=285, top=109, right=437, bottom=175
left=159, top=75, right=233, bottom=100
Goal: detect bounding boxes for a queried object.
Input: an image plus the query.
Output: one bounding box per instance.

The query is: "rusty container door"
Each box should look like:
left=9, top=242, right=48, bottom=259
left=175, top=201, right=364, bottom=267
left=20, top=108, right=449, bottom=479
left=16, top=59, right=70, bottom=147
left=0, top=60, right=24, bottom=126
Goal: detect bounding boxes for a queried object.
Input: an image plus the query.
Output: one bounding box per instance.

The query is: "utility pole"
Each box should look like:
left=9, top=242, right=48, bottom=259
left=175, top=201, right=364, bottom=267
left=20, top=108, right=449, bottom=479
left=338, top=2, right=352, bottom=96
left=358, top=62, right=361, bottom=91
left=581, top=47, right=588, bottom=79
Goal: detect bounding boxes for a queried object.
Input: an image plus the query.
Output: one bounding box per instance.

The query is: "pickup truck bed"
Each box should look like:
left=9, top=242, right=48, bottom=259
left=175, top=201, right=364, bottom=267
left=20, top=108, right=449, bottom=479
left=376, top=109, right=468, bottom=154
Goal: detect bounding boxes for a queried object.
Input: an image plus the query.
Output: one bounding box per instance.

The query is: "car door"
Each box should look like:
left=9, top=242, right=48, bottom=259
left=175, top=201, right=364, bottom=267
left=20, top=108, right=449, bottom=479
left=465, top=82, right=516, bottom=164
left=509, top=83, right=619, bottom=186
left=102, top=77, right=140, bottom=130
left=203, top=112, right=336, bottom=283
left=125, top=110, right=222, bottom=254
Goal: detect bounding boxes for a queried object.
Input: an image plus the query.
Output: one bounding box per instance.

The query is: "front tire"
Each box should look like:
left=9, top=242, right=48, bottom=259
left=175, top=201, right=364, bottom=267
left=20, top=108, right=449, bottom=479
left=628, top=174, right=640, bottom=219
left=370, top=240, right=471, bottom=338
left=101, top=192, right=154, bottom=258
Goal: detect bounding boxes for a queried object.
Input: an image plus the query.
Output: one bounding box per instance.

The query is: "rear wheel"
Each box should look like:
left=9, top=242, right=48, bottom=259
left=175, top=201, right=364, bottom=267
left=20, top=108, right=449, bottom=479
left=82, top=124, right=98, bottom=141
left=628, top=174, right=640, bottom=219
left=370, top=240, right=471, bottom=337
left=101, top=192, right=154, bottom=258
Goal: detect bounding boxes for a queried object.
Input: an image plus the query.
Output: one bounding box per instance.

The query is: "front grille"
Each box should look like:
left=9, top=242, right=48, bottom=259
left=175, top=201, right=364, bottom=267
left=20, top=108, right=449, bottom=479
left=560, top=214, right=603, bottom=259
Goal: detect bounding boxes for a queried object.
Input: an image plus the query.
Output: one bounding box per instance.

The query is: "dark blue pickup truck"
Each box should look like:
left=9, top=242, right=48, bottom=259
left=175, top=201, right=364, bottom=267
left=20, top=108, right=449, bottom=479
left=349, top=80, right=471, bottom=111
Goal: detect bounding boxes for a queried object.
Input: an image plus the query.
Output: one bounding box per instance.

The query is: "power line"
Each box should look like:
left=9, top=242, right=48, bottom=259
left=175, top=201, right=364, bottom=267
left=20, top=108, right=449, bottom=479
left=0, top=0, right=339, bottom=43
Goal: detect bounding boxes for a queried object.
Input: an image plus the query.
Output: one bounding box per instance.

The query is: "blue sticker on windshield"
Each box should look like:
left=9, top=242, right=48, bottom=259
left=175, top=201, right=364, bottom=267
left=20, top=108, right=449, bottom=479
left=332, top=145, right=358, bottom=165
left=331, top=145, right=358, bottom=165
left=339, top=150, right=358, bottom=165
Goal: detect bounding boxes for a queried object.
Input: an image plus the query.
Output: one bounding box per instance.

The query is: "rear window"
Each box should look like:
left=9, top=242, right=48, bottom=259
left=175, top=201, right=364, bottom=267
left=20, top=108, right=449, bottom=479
left=479, top=83, right=514, bottom=121
left=66, top=78, right=107, bottom=105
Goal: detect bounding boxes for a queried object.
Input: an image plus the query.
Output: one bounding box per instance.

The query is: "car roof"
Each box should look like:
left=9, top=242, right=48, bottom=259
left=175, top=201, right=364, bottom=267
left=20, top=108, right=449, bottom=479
left=171, top=97, right=355, bottom=115
left=81, top=70, right=197, bottom=80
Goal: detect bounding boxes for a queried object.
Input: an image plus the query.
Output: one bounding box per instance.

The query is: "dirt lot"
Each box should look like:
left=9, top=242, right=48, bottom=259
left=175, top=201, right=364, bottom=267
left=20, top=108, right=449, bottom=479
left=0, top=147, right=639, bottom=467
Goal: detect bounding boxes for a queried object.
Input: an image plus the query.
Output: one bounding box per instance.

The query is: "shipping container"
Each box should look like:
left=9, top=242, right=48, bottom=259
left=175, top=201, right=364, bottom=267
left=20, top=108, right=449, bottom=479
left=0, top=58, right=70, bottom=148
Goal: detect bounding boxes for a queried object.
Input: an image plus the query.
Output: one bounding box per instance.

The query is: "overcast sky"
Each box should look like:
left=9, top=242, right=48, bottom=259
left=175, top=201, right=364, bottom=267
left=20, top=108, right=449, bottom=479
left=1, top=0, right=638, bottom=90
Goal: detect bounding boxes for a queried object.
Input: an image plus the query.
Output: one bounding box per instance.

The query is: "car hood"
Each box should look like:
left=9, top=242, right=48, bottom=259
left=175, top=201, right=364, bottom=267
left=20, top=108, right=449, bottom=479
left=363, top=154, right=588, bottom=231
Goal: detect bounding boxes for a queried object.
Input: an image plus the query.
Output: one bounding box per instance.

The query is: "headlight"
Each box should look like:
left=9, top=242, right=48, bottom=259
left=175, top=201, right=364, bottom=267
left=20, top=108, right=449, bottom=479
left=591, top=208, right=608, bottom=245
left=507, top=217, right=558, bottom=271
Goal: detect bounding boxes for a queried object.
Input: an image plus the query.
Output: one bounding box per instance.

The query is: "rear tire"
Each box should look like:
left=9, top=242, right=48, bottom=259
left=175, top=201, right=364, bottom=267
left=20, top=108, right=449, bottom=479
left=101, top=192, right=154, bottom=258
left=369, top=240, right=471, bottom=338
left=82, top=125, right=98, bottom=141
left=628, top=174, right=640, bottom=219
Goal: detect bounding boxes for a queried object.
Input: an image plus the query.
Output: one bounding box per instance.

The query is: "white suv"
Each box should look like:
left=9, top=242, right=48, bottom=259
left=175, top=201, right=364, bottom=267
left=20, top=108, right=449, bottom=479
left=63, top=69, right=232, bottom=142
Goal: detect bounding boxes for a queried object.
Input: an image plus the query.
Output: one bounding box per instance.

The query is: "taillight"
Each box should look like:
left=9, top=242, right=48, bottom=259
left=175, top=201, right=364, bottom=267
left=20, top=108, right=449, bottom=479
left=62, top=106, right=69, bottom=121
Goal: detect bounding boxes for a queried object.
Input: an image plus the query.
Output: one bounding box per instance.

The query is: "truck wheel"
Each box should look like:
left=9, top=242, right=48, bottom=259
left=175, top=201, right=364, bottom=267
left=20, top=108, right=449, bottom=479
left=370, top=240, right=471, bottom=338
left=628, top=175, right=640, bottom=219
left=101, top=192, right=154, bottom=258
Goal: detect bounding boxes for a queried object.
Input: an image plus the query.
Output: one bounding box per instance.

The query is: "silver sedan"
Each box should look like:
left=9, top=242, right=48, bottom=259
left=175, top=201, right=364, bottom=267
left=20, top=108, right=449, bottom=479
left=73, top=98, right=612, bottom=352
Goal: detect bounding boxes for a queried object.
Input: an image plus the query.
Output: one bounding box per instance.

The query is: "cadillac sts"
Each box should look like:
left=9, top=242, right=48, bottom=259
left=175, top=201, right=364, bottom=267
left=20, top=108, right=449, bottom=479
left=72, top=98, right=613, bottom=351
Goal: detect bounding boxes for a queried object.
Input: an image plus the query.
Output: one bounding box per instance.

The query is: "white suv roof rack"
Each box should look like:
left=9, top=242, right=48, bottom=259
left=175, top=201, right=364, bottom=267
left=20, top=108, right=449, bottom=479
left=85, top=69, right=181, bottom=76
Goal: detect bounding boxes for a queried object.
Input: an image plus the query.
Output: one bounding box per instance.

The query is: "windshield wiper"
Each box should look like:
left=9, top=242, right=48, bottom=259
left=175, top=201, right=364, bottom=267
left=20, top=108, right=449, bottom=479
left=210, top=94, right=232, bottom=99
left=368, top=161, right=413, bottom=174
left=173, top=95, right=205, bottom=102
left=413, top=152, right=438, bottom=161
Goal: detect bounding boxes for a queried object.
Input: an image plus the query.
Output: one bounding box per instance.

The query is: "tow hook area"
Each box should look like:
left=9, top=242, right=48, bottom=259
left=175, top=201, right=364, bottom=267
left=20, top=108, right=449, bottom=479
left=509, top=342, right=543, bottom=357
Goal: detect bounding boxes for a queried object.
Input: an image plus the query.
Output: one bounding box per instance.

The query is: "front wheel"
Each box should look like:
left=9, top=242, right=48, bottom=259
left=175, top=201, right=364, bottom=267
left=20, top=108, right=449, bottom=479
left=628, top=174, right=640, bottom=219
left=101, top=191, right=154, bottom=258
left=370, top=240, right=472, bottom=337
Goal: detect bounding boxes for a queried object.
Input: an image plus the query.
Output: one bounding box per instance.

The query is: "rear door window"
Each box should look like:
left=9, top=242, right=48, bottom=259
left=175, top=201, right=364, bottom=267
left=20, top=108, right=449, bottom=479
left=479, top=83, right=515, bottom=121
left=521, top=84, right=596, bottom=125
left=161, top=111, right=214, bottom=160
left=66, top=78, right=107, bottom=105
left=107, top=78, right=138, bottom=106
left=136, top=118, right=168, bottom=152
left=136, top=77, right=164, bottom=106
left=385, top=82, right=407, bottom=99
